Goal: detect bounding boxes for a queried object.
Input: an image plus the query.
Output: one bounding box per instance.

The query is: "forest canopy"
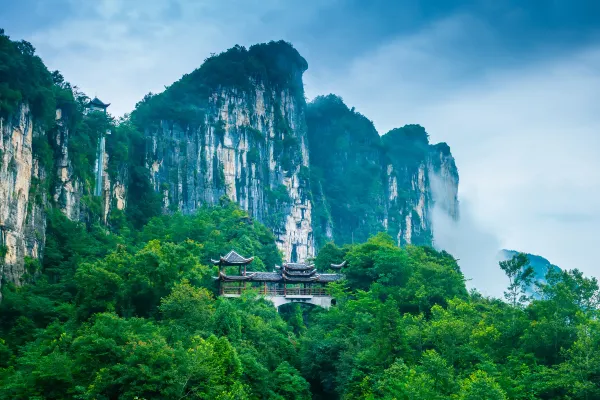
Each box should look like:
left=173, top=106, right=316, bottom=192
left=1, top=202, right=598, bottom=399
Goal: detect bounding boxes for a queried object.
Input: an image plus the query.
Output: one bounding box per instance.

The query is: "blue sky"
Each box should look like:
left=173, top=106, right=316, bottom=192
left=1, top=0, right=599, bottom=295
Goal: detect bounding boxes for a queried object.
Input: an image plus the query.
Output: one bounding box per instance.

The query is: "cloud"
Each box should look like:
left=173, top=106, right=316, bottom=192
left=15, top=0, right=332, bottom=116
left=431, top=192, right=507, bottom=298
left=419, top=47, right=600, bottom=279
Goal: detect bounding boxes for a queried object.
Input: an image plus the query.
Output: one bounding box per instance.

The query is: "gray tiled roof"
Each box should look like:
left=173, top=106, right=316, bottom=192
left=88, top=97, right=110, bottom=108
left=224, top=250, right=252, bottom=263
left=284, top=269, right=317, bottom=276
left=283, top=262, right=315, bottom=270
left=317, top=274, right=345, bottom=282
left=212, top=250, right=254, bottom=265
left=282, top=273, right=317, bottom=282
left=216, top=264, right=345, bottom=283
left=249, top=272, right=282, bottom=282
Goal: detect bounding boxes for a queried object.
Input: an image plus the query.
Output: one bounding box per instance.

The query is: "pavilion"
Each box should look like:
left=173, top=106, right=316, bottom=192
left=212, top=250, right=345, bottom=308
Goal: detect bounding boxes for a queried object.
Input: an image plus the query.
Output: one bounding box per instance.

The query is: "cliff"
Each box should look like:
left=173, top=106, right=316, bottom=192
left=308, top=95, right=459, bottom=248
left=132, top=42, right=314, bottom=262
left=306, top=95, right=386, bottom=247
left=0, top=105, right=46, bottom=297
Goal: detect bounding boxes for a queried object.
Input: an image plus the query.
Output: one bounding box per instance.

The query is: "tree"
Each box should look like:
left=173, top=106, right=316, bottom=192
left=499, top=253, right=534, bottom=308
left=457, top=371, right=507, bottom=400
left=270, top=361, right=311, bottom=400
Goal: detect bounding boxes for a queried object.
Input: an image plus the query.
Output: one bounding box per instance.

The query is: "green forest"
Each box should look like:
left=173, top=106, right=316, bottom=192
left=1, top=200, right=599, bottom=399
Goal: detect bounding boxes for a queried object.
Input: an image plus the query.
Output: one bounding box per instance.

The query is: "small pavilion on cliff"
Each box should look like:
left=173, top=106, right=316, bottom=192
left=86, top=97, right=110, bottom=114
left=213, top=250, right=345, bottom=302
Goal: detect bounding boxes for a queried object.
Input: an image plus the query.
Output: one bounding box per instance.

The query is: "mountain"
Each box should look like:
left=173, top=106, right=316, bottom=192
left=0, top=32, right=459, bottom=295
left=307, top=95, right=459, bottom=248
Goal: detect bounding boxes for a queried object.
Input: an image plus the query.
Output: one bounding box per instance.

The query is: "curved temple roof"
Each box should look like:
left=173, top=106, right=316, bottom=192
left=217, top=271, right=344, bottom=283
left=330, top=260, right=347, bottom=269
left=88, top=97, right=110, bottom=108
left=211, top=250, right=255, bottom=266
left=284, top=269, right=317, bottom=277
left=214, top=253, right=345, bottom=284
left=279, top=262, right=315, bottom=271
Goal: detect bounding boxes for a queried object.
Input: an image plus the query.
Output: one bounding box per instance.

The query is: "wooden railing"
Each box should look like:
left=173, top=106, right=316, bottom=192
left=221, top=286, right=328, bottom=297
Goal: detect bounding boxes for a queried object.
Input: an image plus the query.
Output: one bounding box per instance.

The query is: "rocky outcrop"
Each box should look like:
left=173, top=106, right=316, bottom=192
left=306, top=95, right=386, bottom=247
left=428, top=143, right=459, bottom=220
left=140, top=42, right=314, bottom=262
left=0, top=105, right=46, bottom=297
left=0, top=103, right=130, bottom=296
left=53, top=110, right=82, bottom=220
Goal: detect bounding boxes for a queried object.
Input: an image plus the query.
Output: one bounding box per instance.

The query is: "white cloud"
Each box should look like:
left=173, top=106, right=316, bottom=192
left=420, top=48, right=600, bottom=279
left=25, top=0, right=332, bottom=116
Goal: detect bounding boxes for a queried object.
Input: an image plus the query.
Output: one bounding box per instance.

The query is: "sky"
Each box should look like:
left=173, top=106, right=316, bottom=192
left=1, top=0, right=599, bottom=296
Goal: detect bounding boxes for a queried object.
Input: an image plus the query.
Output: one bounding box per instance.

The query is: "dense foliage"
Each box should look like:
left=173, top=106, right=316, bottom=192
left=307, top=95, right=386, bottom=247
left=0, top=29, right=154, bottom=228
left=0, top=29, right=55, bottom=122
left=2, top=202, right=599, bottom=399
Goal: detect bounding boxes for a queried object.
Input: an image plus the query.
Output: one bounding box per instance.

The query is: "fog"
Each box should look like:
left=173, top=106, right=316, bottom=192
left=430, top=173, right=508, bottom=298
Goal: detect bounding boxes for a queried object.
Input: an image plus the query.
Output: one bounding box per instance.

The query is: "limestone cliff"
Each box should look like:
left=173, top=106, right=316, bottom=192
left=52, top=109, right=82, bottom=220
left=135, top=42, right=314, bottom=262
left=0, top=105, right=46, bottom=297
left=382, top=124, right=459, bottom=246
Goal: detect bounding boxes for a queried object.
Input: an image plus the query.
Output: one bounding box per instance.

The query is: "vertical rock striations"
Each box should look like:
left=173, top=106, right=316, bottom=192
left=134, top=41, right=314, bottom=262
left=0, top=105, right=46, bottom=296
left=52, top=109, right=82, bottom=220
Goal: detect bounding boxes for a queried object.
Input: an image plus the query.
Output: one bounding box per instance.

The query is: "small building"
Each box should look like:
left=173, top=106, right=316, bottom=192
left=213, top=250, right=345, bottom=308
left=86, top=97, right=110, bottom=114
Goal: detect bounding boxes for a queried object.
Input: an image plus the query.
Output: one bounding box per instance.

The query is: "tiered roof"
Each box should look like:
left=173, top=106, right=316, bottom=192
left=214, top=252, right=346, bottom=283
left=87, top=97, right=110, bottom=109
left=211, top=250, right=255, bottom=266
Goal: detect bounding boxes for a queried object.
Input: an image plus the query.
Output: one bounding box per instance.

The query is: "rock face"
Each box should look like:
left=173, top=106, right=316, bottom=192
left=308, top=96, right=459, bottom=248
left=0, top=105, right=47, bottom=297
left=138, top=42, right=314, bottom=262
left=0, top=103, right=128, bottom=296
left=53, top=111, right=83, bottom=221
left=382, top=125, right=460, bottom=246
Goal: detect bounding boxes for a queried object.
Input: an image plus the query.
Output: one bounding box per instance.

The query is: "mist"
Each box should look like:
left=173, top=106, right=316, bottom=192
left=430, top=173, right=507, bottom=298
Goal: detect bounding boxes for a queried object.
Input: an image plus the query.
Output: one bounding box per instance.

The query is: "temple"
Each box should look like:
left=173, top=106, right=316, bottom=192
left=86, top=97, right=110, bottom=113
left=213, top=250, right=345, bottom=308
